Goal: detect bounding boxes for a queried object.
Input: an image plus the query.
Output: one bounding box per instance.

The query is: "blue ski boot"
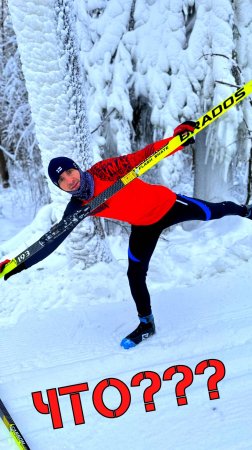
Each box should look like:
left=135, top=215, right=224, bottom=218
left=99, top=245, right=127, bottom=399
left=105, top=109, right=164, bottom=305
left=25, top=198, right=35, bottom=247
left=120, top=313, right=155, bottom=349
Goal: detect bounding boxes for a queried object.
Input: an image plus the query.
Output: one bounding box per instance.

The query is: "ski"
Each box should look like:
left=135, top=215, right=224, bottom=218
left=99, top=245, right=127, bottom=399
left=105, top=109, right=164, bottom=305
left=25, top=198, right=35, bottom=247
left=0, top=399, right=31, bottom=449
left=1, top=80, right=252, bottom=280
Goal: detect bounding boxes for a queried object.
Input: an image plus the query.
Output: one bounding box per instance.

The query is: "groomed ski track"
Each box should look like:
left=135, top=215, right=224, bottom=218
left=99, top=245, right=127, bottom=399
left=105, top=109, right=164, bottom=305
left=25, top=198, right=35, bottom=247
left=0, top=251, right=252, bottom=449
left=1, top=186, right=252, bottom=449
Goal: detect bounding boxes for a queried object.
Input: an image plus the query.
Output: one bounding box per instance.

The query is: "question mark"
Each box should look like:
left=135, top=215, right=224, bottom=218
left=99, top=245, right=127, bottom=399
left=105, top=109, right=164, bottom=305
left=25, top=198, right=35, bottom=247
left=195, top=359, right=226, bottom=400
left=131, top=371, right=161, bottom=412
left=163, top=365, right=194, bottom=406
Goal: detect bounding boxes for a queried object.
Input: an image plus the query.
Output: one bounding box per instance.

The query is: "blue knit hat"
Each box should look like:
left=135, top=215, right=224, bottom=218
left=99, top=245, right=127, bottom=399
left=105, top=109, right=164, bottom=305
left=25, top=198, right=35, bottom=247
left=48, top=157, right=79, bottom=186
left=48, top=156, right=95, bottom=200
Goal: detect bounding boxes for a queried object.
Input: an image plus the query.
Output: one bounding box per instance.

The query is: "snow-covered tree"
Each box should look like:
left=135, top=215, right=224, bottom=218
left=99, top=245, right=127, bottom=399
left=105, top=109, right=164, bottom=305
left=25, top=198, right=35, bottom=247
left=189, top=0, right=251, bottom=202
left=7, top=0, right=112, bottom=267
left=0, top=0, right=9, bottom=188
left=0, top=1, right=49, bottom=204
left=234, top=0, right=252, bottom=203
left=76, top=0, right=252, bottom=204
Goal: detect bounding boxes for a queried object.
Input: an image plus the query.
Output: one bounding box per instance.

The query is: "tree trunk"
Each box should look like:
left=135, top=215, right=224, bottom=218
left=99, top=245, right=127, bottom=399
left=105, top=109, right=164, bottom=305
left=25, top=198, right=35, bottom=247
left=0, top=148, right=9, bottom=188
left=8, top=0, right=112, bottom=267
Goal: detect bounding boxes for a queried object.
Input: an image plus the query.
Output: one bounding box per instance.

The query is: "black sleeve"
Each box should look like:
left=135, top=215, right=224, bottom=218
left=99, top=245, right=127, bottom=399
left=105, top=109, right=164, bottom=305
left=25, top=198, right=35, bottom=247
left=25, top=198, right=82, bottom=269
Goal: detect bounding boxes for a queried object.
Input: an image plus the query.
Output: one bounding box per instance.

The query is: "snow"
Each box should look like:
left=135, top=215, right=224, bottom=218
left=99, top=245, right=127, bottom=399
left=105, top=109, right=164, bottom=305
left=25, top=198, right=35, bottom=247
left=1, top=184, right=252, bottom=449
left=1, top=0, right=252, bottom=448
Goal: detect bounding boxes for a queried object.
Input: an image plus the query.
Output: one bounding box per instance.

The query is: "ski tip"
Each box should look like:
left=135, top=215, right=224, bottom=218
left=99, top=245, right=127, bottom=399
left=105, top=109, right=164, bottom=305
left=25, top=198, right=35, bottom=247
left=120, top=338, right=136, bottom=350
left=0, top=259, right=18, bottom=280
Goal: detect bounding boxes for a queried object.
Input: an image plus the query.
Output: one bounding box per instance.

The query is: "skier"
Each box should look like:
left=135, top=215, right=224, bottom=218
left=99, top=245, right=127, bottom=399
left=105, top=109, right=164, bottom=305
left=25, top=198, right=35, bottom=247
left=1, top=121, right=252, bottom=349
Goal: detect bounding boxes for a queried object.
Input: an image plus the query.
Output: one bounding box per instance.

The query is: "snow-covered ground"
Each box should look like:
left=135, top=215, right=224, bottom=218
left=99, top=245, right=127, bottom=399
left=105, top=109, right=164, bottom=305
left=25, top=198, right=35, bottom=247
left=0, top=185, right=252, bottom=450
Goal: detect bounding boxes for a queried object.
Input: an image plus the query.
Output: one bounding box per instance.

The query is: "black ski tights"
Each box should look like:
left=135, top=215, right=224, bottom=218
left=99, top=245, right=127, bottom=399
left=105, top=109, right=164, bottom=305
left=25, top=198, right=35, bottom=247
left=127, top=194, right=247, bottom=317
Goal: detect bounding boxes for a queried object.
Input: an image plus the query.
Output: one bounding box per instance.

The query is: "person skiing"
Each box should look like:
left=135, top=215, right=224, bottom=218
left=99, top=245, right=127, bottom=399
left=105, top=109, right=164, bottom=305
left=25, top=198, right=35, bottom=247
left=1, top=121, right=252, bottom=349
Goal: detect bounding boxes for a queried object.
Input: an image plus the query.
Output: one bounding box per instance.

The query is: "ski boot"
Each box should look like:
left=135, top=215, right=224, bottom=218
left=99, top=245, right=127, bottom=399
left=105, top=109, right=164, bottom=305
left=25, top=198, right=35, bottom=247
left=120, top=313, right=155, bottom=349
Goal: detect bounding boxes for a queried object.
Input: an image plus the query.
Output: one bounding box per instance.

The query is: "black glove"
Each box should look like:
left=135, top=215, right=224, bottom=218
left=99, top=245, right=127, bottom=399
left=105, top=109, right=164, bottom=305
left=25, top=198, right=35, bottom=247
left=173, top=120, right=196, bottom=146
left=3, top=263, right=26, bottom=281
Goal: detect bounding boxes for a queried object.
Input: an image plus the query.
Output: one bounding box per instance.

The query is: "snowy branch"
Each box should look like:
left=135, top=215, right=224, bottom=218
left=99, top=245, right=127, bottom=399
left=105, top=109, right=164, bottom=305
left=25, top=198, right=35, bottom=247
left=0, top=144, right=15, bottom=161
left=215, top=80, right=242, bottom=88
left=90, top=108, right=116, bottom=134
